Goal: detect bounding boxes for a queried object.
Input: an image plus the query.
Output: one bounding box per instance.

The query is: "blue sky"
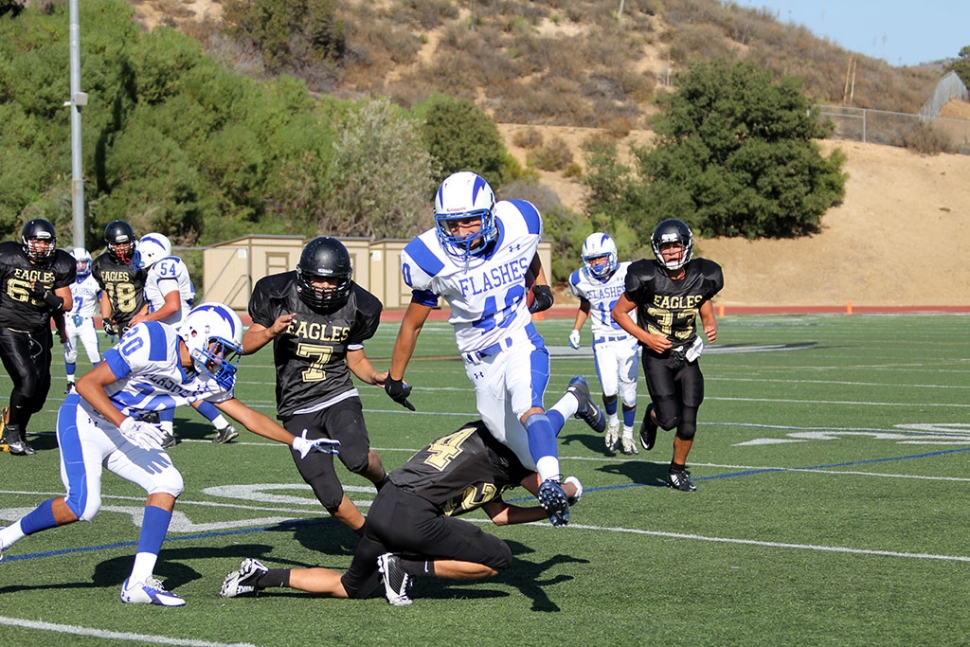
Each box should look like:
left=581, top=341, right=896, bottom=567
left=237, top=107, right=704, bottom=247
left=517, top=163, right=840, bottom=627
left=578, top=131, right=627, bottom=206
left=744, top=1, right=968, bottom=67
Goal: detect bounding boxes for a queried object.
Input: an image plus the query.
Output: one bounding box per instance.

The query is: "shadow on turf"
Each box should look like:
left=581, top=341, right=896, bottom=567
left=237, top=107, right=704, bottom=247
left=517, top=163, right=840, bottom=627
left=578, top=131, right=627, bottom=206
left=597, top=459, right=669, bottom=486
left=414, top=540, right=589, bottom=612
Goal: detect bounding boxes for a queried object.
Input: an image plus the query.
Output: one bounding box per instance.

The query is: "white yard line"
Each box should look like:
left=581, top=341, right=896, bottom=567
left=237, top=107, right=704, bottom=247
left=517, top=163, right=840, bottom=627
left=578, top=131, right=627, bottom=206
left=0, top=617, right=260, bottom=647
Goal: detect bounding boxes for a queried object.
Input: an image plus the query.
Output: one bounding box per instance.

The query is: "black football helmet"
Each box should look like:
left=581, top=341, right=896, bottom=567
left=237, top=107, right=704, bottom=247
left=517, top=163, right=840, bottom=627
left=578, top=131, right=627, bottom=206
left=104, top=220, right=136, bottom=264
left=21, top=218, right=57, bottom=265
left=296, top=237, right=354, bottom=312
left=651, top=219, right=694, bottom=271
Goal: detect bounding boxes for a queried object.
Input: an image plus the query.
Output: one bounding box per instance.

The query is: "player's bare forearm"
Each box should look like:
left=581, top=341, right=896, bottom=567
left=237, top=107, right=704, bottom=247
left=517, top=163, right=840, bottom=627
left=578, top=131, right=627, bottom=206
left=76, top=363, right=126, bottom=427
left=242, top=314, right=295, bottom=355
left=699, top=300, right=718, bottom=343
left=573, top=301, right=590, bottom=329
left=99, top=292, right=113, bottom=320
left=389, top=300, right=432, bottom=380
left=346, top=348, right=384, bottom=385
left=485, top=501, right=549, bottom=526
left=215, top=398, right=296, bottom=445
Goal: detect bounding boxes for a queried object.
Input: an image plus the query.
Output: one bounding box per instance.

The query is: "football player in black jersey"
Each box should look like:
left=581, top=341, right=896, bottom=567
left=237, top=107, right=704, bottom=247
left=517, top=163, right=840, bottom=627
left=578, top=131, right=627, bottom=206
left=243, top=237, right=388, bottom=534
left=0, top=219, right=76, bottom=455
left=611, top=219, right=723, bottom=492
left=219, top=418, right=584, bottom=606
left=92, top=220, right=147, bottom=336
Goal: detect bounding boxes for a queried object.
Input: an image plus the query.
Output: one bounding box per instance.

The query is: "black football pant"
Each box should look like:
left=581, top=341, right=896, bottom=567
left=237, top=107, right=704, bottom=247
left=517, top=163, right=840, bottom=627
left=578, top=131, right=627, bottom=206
left=0, top=326, right=53, bottom=431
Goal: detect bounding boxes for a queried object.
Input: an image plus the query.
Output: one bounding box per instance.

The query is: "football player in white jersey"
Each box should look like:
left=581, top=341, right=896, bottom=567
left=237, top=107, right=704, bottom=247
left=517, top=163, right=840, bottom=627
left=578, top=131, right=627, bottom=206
left=0, top=303, right=338, bottom=605
left=63, top=248, right=103, bottom=393
left=568, top=233, right=640, bottom=454
left=129, top=234, right=239, bottom=445
left=385, top=171, right=604, bottom=528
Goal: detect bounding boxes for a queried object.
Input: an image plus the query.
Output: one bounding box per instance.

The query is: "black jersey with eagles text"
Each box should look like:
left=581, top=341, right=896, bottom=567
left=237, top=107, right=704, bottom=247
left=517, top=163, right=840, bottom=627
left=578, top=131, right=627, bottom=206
left=249, top=271, right=382, bottom=418
left=92, top=252, right=146, bottom=330
left=0, top=242, right=75, bottom=332
left=624, top=257, right=724, bottom=348
left=389, top=421, right=532, bottom=517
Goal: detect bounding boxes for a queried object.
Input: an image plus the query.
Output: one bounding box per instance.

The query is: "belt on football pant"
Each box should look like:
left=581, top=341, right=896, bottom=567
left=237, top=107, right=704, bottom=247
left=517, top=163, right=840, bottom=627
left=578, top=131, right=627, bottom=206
left=462, top=335, right=515, bottom=363
left=594, top=334, right=629, bottom=344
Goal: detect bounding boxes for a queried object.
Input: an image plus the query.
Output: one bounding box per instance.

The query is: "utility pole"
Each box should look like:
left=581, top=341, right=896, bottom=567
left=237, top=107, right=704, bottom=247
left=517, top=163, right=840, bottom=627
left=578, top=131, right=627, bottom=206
left=68, top=0, right=87, bottom=249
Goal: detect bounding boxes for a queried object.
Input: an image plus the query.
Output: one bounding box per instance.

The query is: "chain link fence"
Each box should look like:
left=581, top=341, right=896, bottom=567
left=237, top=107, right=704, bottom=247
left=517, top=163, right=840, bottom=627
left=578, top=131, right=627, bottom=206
left=817, top=104, right=970, bottom=155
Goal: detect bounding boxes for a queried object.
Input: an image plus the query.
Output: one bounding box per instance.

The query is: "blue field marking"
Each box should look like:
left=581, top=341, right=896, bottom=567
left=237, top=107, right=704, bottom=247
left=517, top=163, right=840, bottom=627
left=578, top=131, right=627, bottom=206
left=5, top=446, right=969, bottom=564
left=1, top=517, right=341, bottom=563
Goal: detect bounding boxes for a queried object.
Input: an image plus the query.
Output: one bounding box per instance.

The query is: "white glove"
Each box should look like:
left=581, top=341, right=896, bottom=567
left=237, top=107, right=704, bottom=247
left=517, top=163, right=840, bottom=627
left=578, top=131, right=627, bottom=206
left=291, top=429, right=340, bottom=459
left=119, top=417, right=166, bottom=450
left=568, top=329, right=581, bottom=349
left=564, top=476, right=583, bottom=505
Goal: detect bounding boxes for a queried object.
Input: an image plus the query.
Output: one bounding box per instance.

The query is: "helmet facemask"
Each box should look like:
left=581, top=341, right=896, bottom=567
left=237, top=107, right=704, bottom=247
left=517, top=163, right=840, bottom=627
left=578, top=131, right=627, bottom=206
left=297, top=270, right=353, bottom=312
left=181, top=303, right=243, bottom=390
left=433, top=172, right=498, bottom=261
left=651, top=220, right=694, bottom=271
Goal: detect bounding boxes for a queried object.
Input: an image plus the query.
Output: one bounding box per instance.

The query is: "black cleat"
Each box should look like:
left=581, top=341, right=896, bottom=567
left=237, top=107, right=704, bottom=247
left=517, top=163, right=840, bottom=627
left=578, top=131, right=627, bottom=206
left=667, top=468, right=697, bottom=492
left=566, top=376, right=605, bottom=433
left=377, top=553, right=413, bottom=606
left=639, top=403, right=658, bottom=451
left=1, top=421, right=27, bottom=456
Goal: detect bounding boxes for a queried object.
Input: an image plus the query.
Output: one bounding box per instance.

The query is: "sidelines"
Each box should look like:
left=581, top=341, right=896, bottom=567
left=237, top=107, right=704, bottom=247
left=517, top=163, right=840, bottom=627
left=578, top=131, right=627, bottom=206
left=0, top=616, right=260, bottom=647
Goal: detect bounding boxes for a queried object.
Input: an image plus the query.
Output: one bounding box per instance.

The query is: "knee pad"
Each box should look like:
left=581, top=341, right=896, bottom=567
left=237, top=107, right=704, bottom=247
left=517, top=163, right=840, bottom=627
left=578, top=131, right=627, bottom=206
left=653, top=396, right=681, bottom=431
left=67, top=492, right=101, bottom=522
left=675, top=407, right=698, bottom=441
left=150, top=471, right=185, bottom=499
left=618, top=380, right=638, bottom=409
left=491, top=540, right=513, bottom=572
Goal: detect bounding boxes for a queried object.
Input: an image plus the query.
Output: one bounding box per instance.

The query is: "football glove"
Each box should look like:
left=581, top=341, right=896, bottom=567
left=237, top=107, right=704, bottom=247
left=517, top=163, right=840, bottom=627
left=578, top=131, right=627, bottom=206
left=385, top=376, right=415, bottom=411
left=564, top=476, right=583, bottom=506
left=529, top=285, right=554, bottom=314
left=568, top=329, right=581, bottom=349
left=119, top=417, right=167, bottom=450
left=103, top=319, right=118, bottom=337
left=28, top=282, right=64, bottom=311
left=292, top=429, right=340, bottom=459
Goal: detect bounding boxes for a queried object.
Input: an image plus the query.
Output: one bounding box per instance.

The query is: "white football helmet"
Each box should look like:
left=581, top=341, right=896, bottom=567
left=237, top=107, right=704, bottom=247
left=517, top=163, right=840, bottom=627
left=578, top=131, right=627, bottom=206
left=71, top=247, right=92, bottom=279
left=133, top=233, right=172, bottom=270
left=180, top=302, right=243, bottom=390
left=651, top=219, right=694, bottom=271
left=581, top=233, right=618, bottom=279
left=434, top=171, right=497, bottom=259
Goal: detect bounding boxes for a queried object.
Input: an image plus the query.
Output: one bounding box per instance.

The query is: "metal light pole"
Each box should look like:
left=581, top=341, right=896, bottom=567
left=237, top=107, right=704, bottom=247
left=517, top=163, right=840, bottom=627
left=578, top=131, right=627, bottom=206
left=67, top=0, right=87, bottom=249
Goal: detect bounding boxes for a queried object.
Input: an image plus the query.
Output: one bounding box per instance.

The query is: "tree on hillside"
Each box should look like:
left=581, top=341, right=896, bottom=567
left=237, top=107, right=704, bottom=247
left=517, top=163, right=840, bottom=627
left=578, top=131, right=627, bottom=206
left=324, top=98, right=436, bottom=240
left=584, top=59, right=846, bottom=243
left=945, top=46, right=970, bottom=88
left=222, top=0, right=344, bottom=79
left=417, top=94, right=509, bottom=188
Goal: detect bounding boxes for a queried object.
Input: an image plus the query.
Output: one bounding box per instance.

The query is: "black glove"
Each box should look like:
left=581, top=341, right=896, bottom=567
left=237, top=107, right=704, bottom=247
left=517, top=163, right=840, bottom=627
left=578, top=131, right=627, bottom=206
left=529, top=284, right=554, bottom=314
left=385, top=376, right=415, bottom=411
left=103, top=319, right=118, bottom=337
left=29, top=282, right=64, bottom=311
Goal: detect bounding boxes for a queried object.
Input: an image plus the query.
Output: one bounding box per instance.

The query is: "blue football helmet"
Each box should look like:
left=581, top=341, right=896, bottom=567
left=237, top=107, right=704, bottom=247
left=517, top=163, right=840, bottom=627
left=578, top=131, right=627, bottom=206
left=180, top=302, right=243, bottom=390
left=434, top=172, right=497, bottom=259
left=581, top=232, right=618, bottom=279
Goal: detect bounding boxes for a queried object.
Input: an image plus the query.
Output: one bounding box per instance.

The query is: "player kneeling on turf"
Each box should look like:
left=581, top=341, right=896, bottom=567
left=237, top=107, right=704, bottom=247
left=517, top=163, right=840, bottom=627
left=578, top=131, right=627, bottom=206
left=0, top=303, right=337, bottom=606
left=220, top=417, right=584, bottom=607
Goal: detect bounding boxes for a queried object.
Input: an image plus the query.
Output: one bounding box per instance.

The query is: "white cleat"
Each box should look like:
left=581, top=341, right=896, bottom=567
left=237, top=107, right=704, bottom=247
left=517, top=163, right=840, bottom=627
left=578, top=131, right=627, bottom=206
left=120, top=576, right=185, bottom=607
left=621, top=436, right=639, bottom=455
left=605, top=419, right=620, bottom=451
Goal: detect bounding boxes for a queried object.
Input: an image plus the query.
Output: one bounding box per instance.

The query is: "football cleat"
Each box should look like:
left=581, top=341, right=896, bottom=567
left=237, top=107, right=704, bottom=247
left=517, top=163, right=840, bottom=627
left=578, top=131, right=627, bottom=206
left=605, top=419, right=619, bottom=451
left=667, top=468, right=697, bottom=492
left=639, top=403, right=658, bottom=451
left=65, top=381, right=76, bottom=395
left=537, top=479, right=570, bottom=527
left=120, top=576, right=186, bottom=606
left=621, top=437, right=639, bottom=455
left=377, top=553, right=413, bottom=607
left=1, top=423, right=27, bottom=456
left=566, top=376, right=605, bottom=433
left=160, top=433, right=176, bottom=449
left=213, top=425, right=239, bottom=444
left=220, top=558, right=268, bottom=598
left=21, top=434, right=35, bottom=456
